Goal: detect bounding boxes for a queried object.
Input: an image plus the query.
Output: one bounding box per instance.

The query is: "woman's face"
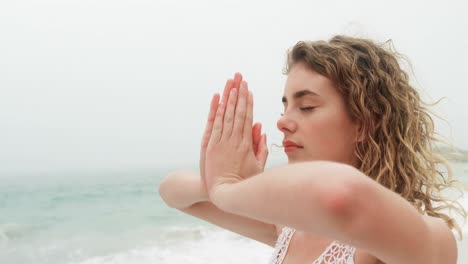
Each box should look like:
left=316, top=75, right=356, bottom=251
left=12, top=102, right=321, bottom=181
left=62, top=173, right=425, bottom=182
left=277, top=62, right=360, bottom=166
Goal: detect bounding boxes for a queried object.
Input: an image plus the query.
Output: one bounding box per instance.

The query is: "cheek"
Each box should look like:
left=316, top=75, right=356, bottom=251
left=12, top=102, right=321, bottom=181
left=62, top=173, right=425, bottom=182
left=310, top=110, right=353, bottom=135
left=324, top=106, right=356, bottom=138
left=327, top=117, right=356, bottom=145
left=304, top=112, right=356, bottom=159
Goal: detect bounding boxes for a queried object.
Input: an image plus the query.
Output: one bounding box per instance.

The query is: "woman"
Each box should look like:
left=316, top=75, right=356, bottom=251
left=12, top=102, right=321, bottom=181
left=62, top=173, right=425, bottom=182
left=159, top=35, right=466, bottom=263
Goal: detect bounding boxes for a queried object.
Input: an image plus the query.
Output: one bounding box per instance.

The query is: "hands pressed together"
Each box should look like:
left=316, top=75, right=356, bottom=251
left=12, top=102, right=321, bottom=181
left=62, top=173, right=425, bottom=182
left=199, top=73, right=269, bottom=198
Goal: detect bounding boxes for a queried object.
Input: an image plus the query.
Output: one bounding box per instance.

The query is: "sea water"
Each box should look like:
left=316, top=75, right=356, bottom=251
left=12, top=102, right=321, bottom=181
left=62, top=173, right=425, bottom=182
left=1, top=164, right=467, bottom=264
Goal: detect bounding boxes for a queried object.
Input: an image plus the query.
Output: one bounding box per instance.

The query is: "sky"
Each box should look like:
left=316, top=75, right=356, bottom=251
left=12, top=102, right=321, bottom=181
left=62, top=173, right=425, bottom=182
left=0, top=0, right=467, bottom=175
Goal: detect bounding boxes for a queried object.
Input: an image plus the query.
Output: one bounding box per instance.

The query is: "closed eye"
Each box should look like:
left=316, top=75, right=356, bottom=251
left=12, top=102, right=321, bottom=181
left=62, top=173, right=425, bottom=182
left=280, top=107, right=315, bottom=116
left=300, top=107, right=316, bottom=111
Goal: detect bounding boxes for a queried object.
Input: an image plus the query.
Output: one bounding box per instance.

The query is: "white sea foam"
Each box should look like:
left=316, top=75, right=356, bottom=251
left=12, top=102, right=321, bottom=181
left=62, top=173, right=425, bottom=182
left=69, top=226, right=272, bottom=264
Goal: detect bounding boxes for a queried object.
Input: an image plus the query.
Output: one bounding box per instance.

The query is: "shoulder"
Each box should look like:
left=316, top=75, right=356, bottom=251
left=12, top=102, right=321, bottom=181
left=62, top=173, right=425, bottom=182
left=423, top=215, right=458, bottom=264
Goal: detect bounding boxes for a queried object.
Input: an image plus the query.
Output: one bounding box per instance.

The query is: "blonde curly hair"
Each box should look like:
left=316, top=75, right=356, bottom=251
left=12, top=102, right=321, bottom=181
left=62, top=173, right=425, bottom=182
left=285, top=35, right=466, bottom=239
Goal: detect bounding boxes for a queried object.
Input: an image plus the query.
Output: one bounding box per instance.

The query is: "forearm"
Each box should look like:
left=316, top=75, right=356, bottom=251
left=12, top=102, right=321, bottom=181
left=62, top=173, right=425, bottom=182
left=211, top=161, right=437, bottom=264
left=210, top=161, right=361, bottom=242
left=159, top=171, right=209, bottom=209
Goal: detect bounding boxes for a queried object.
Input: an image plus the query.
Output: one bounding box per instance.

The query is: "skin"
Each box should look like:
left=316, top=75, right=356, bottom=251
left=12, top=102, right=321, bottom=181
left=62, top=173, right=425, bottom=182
left=159, top=67, right=458, bottom=264
left=278, top=62, right=360, bottom=166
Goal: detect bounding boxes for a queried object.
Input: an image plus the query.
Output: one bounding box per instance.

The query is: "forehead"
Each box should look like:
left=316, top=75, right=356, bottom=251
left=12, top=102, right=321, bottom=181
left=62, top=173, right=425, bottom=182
left=284, top=62, right=337, bottom=99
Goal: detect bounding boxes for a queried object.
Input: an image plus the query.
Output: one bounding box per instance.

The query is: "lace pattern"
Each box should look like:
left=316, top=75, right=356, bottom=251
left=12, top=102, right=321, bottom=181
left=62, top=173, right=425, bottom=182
left=312, top=240, right=355, bottom=264
left=268, top=227, right=355, bottom=264
left=268, top=227, right=296, bottom=264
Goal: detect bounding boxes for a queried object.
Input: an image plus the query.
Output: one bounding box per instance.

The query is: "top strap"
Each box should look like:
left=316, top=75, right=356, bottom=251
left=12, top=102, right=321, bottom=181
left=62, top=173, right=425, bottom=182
left=312, top=240, right=356, bottom=264
left=268, top=226, right=296, bottom=264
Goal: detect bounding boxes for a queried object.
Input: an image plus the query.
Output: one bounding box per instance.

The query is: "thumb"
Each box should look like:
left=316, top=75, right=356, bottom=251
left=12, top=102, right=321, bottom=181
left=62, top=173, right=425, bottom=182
left=257, top=134, right=269, bottom=168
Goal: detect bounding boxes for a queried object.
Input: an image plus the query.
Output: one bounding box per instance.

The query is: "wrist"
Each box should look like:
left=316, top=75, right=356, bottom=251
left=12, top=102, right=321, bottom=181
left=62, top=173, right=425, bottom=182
left=199, top=184, right=210, bottom=202
left=209, top=181, right=237, bottom=212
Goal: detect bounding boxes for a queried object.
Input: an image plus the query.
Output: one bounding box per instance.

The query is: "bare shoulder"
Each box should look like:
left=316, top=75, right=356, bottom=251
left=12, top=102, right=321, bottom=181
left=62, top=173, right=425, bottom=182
left=424, top=215, right=457, bottom=244
left=423, top=215, right=458, bottom=263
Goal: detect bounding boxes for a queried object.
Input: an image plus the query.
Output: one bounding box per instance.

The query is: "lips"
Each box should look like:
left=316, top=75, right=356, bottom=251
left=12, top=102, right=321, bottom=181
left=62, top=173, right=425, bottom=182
left=282, top=140, right=303, bottom=148
left=282, top=140, right=303, bottom=153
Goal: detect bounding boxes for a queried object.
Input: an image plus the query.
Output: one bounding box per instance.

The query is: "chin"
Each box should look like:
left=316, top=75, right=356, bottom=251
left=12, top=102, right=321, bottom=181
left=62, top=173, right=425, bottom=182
left=287, top=156, right=309, bottom=164
left=288, top=155, right=326, bottom=164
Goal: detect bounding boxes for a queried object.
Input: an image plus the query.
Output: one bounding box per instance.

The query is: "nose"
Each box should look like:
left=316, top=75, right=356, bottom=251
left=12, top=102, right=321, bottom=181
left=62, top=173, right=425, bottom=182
left=277, top=114, right=297, bottom=134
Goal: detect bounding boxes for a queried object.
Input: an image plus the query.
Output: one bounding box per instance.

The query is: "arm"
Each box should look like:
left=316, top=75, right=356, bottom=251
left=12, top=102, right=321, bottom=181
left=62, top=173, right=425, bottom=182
left=209, top=161, right=457, bottom=264
left=159, top=170, right=209, bottom=209
left=158, top=170, right=278, bottom=246
left=158, top=73, right=278, bottom=246
left=202, top=73, right=456, bottom=263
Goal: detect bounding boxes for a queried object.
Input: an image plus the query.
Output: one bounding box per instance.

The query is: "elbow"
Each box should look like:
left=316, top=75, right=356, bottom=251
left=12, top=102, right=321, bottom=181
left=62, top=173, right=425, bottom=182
left=158, top=171, right=186, bottom=208
left=158, top=170, right=204, bottom=209
left=158, top=174, right=176, bottom=208
left=320, top=165, right=364, bottom=235
left=322, top=182, right=357, bottom=223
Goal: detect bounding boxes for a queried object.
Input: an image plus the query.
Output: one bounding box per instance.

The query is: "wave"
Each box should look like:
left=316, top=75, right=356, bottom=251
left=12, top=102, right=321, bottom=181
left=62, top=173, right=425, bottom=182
left=67, top=226, right=272, bottom=264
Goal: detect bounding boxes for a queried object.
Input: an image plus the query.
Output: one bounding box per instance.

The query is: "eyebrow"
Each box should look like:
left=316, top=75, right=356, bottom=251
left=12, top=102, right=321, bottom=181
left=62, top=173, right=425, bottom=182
left=282, top=90, right=319, bottom=103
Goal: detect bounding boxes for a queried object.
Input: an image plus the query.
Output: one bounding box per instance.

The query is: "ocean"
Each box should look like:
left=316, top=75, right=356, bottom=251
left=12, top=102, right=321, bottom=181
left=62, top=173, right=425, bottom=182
left=1, top=163, right=467, bottom=264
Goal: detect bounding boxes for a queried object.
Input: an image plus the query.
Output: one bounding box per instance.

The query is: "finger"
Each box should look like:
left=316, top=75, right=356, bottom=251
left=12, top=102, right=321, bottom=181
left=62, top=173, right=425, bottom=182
left=222, top=88, right=238, bottom=140
left=211, top=99, right=226, bottom=144
left=221, top=79, right=234, bottom=104
left=242, top=87, right=253, bottom=144
left=252, top=122, right=262, bottom=154
left=258, top=134, right=269, bottom=167
left=201, top=93, right=220, bottom=149
left=233, top=81, right=248, bottom=139
left=200, top=93, right=220, bottom=177
left=233, top=72, right=243, bottom=90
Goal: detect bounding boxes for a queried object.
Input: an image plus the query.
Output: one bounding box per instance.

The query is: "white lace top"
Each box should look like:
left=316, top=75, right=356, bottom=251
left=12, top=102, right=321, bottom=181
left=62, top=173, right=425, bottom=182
left=268, top=227, right=356, bottom=264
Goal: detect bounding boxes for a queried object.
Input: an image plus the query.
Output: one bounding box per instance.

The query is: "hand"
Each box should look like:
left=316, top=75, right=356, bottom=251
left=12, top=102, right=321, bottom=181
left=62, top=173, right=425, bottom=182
left=200, top=74, right=242, bottom=195
left=199, top=74, right=268, bottom=194
left=204, top=80, right=268, bottom=196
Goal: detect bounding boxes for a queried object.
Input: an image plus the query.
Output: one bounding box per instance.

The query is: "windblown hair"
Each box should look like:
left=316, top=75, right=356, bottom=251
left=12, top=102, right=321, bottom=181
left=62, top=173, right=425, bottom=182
left=285, top=35, right=466, bottom=239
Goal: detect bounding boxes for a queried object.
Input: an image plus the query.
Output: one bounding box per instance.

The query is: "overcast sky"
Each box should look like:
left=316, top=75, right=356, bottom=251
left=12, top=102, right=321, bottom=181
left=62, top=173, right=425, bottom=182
left=1, top=0, right=467, bottom=175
